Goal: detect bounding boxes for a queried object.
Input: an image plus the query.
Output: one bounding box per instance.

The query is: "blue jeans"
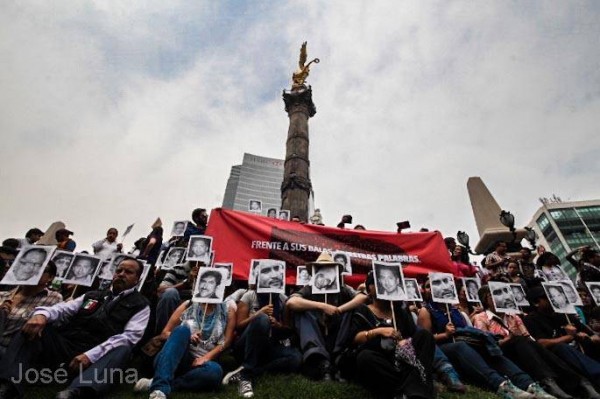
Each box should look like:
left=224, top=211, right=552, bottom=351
left=440, top=341, right=533, bottom=391
left=235, top=313, right=301, bottom=378
left=150, top=325, right=223, bottom=395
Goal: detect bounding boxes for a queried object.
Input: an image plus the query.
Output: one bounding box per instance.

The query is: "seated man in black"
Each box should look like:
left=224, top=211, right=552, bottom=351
left=0, top=258, right=150, bottom=399
left=286, top=252, right=365, bottom=381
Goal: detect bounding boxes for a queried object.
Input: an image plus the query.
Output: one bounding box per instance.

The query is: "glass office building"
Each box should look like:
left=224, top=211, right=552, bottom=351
left=529, top=200, right=600, bottom=279
left=222, top=153, right=285, bottom=214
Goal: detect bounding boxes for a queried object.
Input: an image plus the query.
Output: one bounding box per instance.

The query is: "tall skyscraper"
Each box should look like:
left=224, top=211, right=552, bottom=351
left=222, top=153, right=284, bottom=213
left=528, top=199, right=600, bottom=278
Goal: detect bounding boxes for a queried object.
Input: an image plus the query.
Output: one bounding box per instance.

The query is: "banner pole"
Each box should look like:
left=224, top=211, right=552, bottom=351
left=69, top=285, right=79, bottom=301
left=445, top=302, right=455, bottom=343
left=324, top=293, right=328, bottom=336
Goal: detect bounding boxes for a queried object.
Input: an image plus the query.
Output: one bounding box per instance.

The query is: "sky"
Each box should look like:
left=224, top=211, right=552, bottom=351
left=1, top=1, right=599, bottom=252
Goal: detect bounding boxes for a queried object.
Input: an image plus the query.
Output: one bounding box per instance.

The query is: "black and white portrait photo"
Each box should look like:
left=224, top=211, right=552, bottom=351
left=266, top=208, right=278, bottom=218
left=161, top=247, right=186, bottom=270
left=136, top=261, right=151, bottom=290
left=186, top=235, right=212, bottom=265
left=311, top=264, right=340, bottom=294
left=541, top=265, right=568, bottom=282
left=0, top=245, right=55, bottom=286
left=98, top=254, right=134, bottom=280
left=428, top=272, right=458, bottom=304
left=509, top=284, right=529, bottom=307
left=373, top=261, right=406, bottom=301
left=170, top=220, right=188, bottom=237
left=192, top=267, right=226, bottom=304
left=557, top=280, right=583, bottom=306
left=214, top=263, right=233, bottom=286
left=248, top=259, right=261, bottom=284
left=278, top=210, right=290, bottom=221
left=488, top=282, right=519, bottom=313
left=404, top=279, right=422, bottom=301
left=463, top=278, right=481, bottom=303
left=63, top=254, right=102, bottom=286
left=585, top=282, right=600, bottom=306
left=296, top=266, right=311, bottom=286
left=542, top=282, right=576, bottom=314
left=333, top=251, right=352, bottom=275
left=248, top=199, right=262, bottom=213
left=256, top=259, right=286, bottom=294
left=51, top=250, right=74, bottom=280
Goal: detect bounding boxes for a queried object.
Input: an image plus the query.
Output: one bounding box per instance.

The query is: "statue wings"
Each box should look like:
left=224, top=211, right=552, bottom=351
left=298, top=41, right=308, bottom=69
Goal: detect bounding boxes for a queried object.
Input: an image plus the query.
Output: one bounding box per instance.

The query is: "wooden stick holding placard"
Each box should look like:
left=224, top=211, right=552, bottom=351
left=445, top=302, right=456, bottom=343
left=390, top=301, right=397, bottom=331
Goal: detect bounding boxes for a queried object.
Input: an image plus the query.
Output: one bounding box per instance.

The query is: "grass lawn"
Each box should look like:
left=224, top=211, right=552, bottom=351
left=29, top=374, right=500, bottom=398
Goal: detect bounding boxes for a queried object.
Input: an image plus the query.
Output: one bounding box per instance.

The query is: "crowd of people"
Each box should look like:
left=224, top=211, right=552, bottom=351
left=0, top=209, right=598, bottom=399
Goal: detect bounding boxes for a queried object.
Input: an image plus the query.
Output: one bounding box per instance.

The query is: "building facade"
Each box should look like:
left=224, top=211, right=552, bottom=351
left=528, top=199, right=600, bottom=278
left=222, top=153, right=285, bottom=214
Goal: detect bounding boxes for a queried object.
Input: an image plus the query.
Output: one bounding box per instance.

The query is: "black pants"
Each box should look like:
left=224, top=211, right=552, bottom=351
left=0, top=326, right=131, bottom=397
left=501, top=336, right=581, bottom=393
left=355, top=329, right=435, bottom=399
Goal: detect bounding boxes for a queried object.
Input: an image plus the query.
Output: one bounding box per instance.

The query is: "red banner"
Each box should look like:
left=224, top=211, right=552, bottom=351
left=205, top=208, right=454, bottom=287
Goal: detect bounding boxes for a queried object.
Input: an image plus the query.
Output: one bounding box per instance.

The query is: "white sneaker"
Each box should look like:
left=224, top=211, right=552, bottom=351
left=527, top=383, right=557, bottom=399
left=497, top=380, right=535, bottom=399
left=222, top=365, right=244, bottom=385
left=238, top=376, right=254, bottom=398
left=149, top=390, right=167, bottom=399
left=134, top=378, right=152, bottom=392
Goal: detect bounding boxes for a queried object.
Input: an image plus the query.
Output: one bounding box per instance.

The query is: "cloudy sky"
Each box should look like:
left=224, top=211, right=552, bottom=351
left=1, top=1, right=599, bottom=251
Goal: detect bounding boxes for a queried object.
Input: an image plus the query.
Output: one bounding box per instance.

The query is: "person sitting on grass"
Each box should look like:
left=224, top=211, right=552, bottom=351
left=417, top=279, right=555, bottom=399
left=222, top=286, right=302, bottom=398
left=133, top=299, right=236, bottom=399
left=474, top=285, right=598, bottom=399
left=346, top=271, right=436, bottom=399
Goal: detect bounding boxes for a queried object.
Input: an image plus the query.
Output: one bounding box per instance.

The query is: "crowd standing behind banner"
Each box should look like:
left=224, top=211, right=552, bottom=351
left=0, top=208, right=598, bottom=399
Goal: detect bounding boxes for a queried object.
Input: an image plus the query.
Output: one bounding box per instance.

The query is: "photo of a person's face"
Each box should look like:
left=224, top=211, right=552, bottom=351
left=490, top=283, right=517, bottom=310
left=542, top=283, right=576, bottom=314
left=379, top=268, right=400, bottom=294
left=558, top=281, right=581, bottom=305
left=278, top=210, right=289, bottom=221
left=429, top=273, right=458, bottom=303
left=333, top=252, right=351, bottom=275
left=163, top=248, right=184, bottom=269
left=71, top=258, right=94, bottom=279
left=311, top=264, right=340, bottom=294
left=267, top=208, right=277, bottom=218
left=511, top=285, right=525, bottom=303
left=52, top=252, right=73, bottom=279
left=466, top=280, right=479, bottom=302
left=544, top=265, right=566, bottom=281
left=63, top=254, right=101, bottom=286
left=297, top=266, right=311, bottom=286
left=549, top=287, right=568, bottom=308
left=14, top=248, right=46, bottom=281
left=249, top=200, right=261, bottom=212
left=191, top=239, right=209, bottom=257
left=192, top=267, right=225, bottom=304
left=171, top=221, right=187, bottom=237
left=591, top=285, right=600, bottom=306
left=405, top=279, right=421, bottom=300
left=214, top=263, right=233, bottom=286
left=256, top=260, right=286, bottom=293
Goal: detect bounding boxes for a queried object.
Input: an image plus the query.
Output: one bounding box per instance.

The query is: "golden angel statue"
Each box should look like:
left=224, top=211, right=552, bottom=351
left=292, top=41, right=320, bottom=90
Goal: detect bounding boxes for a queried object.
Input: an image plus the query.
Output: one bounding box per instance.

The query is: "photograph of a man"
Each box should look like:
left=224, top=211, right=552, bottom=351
left=51, top=250, right=74, bottom=280
left=266, top=208, right=278, bottom=218
left=248, top=200, right=262, bottom=213
left=98, top=254, right=133, bottom=280
left=136, top=261, right=151, bottom=290
left=333, top=251, right=352, bottom=275
left=170, top=220, right=188, bottom=237
left=186, top=235, right=212, bottom=264
left=542, top=282, right=577, bottom=314
left=311, top=264, right=340, bottom=294
left=0, top=246, right=54, bottom=286
left=585, top=282, right=600, bottom=306
left=464, top=278, right=481, bottom=303
left=509, top=283, right=529, bottom=307
left=404, top=279, right=422, bottom=301
left=161, top=247, right=186, bottom=270
left=256, top=259, right=285, bottom=294
left=373, top=261, right=406, bottom=301
left=489, top=282, right=520, bottom=313
left=541, top=265, right=568, bottom=282
left=296, top=266, right=311, bottom=286
left=214, top=263, right=233, bottom=286
left=428, top=272, right=458, bottom=304
left=278, top=210, right=290, bottom=221
left=63, top=254, right=102, bottom=286
left=558, top=280, right=583, bottom=306
left=192, top=267, right=225, bottom=303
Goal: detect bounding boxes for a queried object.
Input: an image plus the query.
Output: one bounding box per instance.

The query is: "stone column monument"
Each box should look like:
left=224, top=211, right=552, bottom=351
left=281, top=42, right=319, bottom=222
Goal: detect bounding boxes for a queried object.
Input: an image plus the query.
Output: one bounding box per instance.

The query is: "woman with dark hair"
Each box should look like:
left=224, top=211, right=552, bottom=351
left=451, top=246, right=477, bottom=277
left=473, top=285, right=594, bottom=399
left=536, top=252, right=568, bottom=282
left=345, top=272, right=435, bottom=399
